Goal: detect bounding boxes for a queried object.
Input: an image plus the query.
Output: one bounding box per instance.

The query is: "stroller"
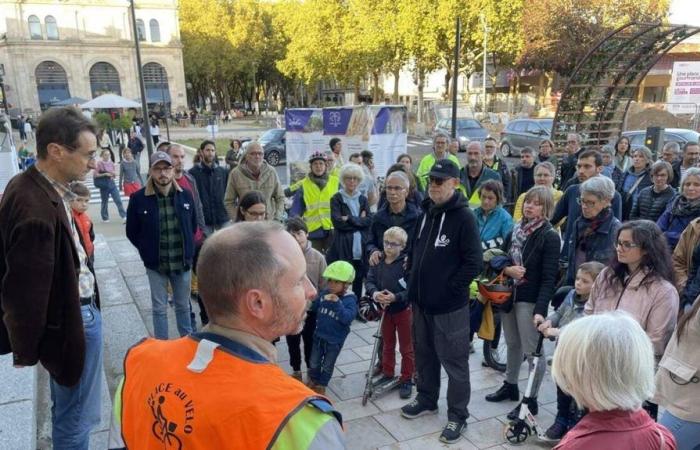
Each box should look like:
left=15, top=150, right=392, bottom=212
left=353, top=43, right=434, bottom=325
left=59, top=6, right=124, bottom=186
left=359, top=297, right=400, bottom=406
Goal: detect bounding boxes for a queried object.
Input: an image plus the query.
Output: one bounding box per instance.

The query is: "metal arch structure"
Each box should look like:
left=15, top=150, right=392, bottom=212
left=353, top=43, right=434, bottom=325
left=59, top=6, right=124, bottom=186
left=551, top=22, right=700, bottom=149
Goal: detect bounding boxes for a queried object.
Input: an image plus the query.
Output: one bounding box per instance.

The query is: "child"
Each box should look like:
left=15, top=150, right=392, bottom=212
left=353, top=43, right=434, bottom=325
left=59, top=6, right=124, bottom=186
left=285, top=218, right=327, bottom=382
left=365, top=226, right=414, bottom=399
left=69, top=182, right=95, bottom=264
left=119, top=146, right=143, bottom=197
left=537, top=261, right=605, bottom=442
left=307, top=260, right=358, bottom=395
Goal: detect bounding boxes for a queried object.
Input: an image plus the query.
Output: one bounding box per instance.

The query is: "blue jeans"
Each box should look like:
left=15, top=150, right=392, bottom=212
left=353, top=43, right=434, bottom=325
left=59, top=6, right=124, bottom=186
left=146, top=269, right=193, bottom=339
left=49, top=304, right=103, bottom=450
left=659, top=410, right=700, bottom=450
left=98, top=180, right=126, bottom=221
left=308, top=336, right=342, bottom=387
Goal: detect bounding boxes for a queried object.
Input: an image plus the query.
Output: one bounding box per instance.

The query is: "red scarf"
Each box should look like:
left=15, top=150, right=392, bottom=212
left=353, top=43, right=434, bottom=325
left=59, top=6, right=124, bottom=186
left=72, top=210, right=94, bottom=257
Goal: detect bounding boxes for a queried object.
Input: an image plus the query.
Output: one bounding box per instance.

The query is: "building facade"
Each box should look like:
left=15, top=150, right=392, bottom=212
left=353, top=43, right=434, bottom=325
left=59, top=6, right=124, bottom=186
left=0, top=0, right=187, bottom=116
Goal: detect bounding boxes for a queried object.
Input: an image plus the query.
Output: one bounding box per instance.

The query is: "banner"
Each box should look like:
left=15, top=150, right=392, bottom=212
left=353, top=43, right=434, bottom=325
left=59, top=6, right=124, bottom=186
left=285, top=108, right=326, bottom=185
left=367, top=106, right=408, bottom=180
left=668, top=61, right=700, bottom=114
left=323, top=107, right=368, bottom=155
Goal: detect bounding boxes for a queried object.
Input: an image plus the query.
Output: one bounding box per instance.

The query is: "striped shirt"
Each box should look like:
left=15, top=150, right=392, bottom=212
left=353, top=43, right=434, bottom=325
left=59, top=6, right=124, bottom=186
left=157, top=188, right=186, bottom=274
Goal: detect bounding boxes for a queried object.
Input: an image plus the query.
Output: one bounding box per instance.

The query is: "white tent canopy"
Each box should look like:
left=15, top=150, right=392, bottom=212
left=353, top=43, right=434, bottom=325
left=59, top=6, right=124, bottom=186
left=80, top=94, right=141, bottom=109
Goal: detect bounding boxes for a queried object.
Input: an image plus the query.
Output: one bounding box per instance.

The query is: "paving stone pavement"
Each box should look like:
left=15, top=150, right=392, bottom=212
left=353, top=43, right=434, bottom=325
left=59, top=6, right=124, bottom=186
left=28, top=233, right=559, bottom=449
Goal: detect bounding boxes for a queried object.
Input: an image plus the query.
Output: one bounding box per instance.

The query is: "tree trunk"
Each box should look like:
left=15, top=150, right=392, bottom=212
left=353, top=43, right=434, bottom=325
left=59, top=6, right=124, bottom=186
left=393, top=67, right=400, bottom=104
left=372, top=71, right=380, bottom=103
left=444, top=68, right=452, bottom=101
left=354, top=77, right=360, bottom=105
left=417, top=67, right=425, bottom=124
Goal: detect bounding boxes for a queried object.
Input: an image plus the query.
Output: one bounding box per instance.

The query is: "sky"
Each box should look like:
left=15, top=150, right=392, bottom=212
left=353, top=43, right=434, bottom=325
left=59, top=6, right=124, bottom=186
left=670, top=0, right=700, bottom=27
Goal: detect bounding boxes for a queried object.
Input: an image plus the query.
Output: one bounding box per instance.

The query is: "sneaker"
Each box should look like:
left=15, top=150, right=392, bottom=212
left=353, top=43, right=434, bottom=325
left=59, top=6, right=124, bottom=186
left=291, top=371, right=303, bottom=382
left=401, top=399, right=438, bottom=419
left=399, top=382, right=413, bottom=399
left=507, top=397, right=538, bottom=421
left=375, top=375, right=395, bottom=385
left=439, top=420, right=465, bottom=444
left=542, top=419, right=568, bottom=442
left=101, top=219, right=110, bottom=223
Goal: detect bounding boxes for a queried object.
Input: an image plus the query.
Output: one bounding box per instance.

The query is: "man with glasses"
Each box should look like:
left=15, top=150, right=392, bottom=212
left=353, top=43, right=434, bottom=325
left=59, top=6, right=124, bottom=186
left=401, top=160, right=482, bottom=444
left=416, top=132, right=460, bottom=190
left=126, top=151, right=197, bottom=340
left=483, top=137, right=511, bottom=201
left=0, top=107, right=103, bottom=449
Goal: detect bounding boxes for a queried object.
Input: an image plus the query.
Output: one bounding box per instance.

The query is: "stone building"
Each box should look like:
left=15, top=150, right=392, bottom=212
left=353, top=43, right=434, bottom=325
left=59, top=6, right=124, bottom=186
left=0, top=0, right=187, bottom=116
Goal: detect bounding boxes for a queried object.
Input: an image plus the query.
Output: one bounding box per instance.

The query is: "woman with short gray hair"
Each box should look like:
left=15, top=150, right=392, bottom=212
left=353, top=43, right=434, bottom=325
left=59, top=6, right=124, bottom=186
left=630, top=160, right=676, bottom=222
left=617, top=146, right=653, bottom=220
left=564, top=176, right=622, bottom=284
left=657, top=167, right=700, bottom=249
left=552, top=312, right=676, bottom=449
left=600, top=144, right=623, bottom=186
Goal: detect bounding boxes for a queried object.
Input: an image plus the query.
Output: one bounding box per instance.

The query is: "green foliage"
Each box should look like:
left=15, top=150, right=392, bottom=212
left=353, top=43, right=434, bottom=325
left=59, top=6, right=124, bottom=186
left=93, top=112, right=112, bottom=131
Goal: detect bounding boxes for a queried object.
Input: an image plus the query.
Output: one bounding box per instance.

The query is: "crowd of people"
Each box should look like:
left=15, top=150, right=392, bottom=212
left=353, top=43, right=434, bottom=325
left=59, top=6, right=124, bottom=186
left=1, top=106, right=699, bottom=449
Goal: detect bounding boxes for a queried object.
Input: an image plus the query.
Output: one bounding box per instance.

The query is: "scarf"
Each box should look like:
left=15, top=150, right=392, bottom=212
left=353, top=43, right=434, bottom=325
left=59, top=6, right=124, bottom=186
left=510, top=217, right=546, bottom=266
left=577, top=206, right=612, bottom=246
left=671, top=195, right=700, bottom=217
left=309, top=172, right=329, bottom=190
left=339, top=189, right=363, bottom=260
left=239, top=161, right=262, bottom=180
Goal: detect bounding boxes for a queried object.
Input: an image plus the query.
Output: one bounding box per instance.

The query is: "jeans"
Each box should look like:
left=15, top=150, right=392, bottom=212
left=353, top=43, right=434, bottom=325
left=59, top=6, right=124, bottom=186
left=286, top=311, right=317, bottom=371
left=381, top=307, right=415, bottom=382
left=308, top=336, right=342, bottom=386
left=50, top=304, right=103, bottom=450
left=502, top=302, right=546, bottom=397
left=98, top=180, right=126, bottom=221
left=659, top=410, right=700, bottom=450
left=413, top=303, right=471, bottom=422
left=146, top=269, right=193, bottom=339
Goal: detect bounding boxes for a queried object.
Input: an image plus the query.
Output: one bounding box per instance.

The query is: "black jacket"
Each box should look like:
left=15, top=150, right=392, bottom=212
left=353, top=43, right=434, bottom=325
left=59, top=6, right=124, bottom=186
left=672, top=161, right=683, bottom=189
left=366, top=202, right=421, bottom=257
left=511, top=165, right=535, bottom=201
left=559, top=154, right=577, bottom=188
left=616, top=168, right=653, bottom=220
left=408, top=192, right=482, bottom=314
left=326, top=192, right=372, bottom=263
left=504, top=222, right=561, bottom=317
left=485, top=158, right=511, bottom=201
left=188, top=163, right=229, bottom=226
left=365, top=255, right=409, bottom=314
left=630, top=185, right=676, bottom=222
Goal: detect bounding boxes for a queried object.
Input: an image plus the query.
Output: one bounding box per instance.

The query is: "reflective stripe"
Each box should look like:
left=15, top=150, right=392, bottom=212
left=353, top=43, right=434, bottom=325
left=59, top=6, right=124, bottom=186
left=270, top=404, right=336, bottom=450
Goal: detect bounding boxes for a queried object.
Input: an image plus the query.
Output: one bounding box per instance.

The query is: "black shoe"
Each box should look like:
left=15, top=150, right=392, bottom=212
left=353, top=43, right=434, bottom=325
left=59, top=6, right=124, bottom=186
left=507, top=397, right=538, bottom=421
left=439, top=420, right=465, bottom=444
left=375, top=375, right=395, bottom=385
left=485, top=381, right=519, bottom=402
left=399, top=382, right=413, bottom=399
left=401, top=399, right=438, bottom=419
left=542, top=417, right=568, bottom=442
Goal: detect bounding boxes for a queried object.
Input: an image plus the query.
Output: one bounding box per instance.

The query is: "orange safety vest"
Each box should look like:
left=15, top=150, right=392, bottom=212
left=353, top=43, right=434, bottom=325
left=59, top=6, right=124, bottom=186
left=121, top=335, right=339, bottom=450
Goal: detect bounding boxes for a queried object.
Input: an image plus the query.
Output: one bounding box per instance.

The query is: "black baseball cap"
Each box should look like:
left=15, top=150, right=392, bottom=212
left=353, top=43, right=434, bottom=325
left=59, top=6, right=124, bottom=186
left=428, top=160, right=459, bottom=179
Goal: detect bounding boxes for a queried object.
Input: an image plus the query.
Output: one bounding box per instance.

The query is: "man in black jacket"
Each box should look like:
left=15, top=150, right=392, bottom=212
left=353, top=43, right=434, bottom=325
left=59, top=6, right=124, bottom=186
left=188, top=140, right=230, bottom=235
left=671, top=142, right=700, bottom=189
left=400, top=160, right=482, bottom=444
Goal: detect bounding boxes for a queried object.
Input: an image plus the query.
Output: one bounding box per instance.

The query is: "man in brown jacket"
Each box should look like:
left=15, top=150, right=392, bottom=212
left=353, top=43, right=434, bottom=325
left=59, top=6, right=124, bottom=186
left=0, top=107, right=103, bottom=449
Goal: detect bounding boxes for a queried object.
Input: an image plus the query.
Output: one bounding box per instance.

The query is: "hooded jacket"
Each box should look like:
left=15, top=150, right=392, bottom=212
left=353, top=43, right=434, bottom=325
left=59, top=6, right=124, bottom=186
left=188, top=162, right=230, bottom=226
left=223, top=161, right=285, bottom=221
left=407, top=191, right=482, bottom=314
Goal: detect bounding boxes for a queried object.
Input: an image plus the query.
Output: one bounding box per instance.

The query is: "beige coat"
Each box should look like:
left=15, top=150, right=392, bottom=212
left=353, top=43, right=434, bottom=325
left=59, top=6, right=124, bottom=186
left=586, top=267, right=679, bottom=358
left=654, top=305, right=700, bottom=422
left=224, top=161, right=285, bottom=221
left=672, top=217, right=700, bottom=292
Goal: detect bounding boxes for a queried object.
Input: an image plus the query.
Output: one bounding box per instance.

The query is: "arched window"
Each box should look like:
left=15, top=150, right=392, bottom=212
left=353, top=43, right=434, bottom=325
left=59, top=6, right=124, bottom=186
left=45, top=16, right=58, bottom=40
left=28, top=15, right=42, bottom=40
left=143, top=62, right=170, bottom=107
left=149, top=19, right=160, bottom=43
left=89, top=62, right=121, bottom=97
left=35, top=61, right=70, bottom=110
left=136, top=19, right=146, bottom=41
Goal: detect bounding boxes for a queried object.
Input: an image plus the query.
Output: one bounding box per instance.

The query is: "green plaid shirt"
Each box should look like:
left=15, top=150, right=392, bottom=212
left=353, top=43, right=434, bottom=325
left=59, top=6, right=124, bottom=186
left=157, top=189, right=186, bottom=274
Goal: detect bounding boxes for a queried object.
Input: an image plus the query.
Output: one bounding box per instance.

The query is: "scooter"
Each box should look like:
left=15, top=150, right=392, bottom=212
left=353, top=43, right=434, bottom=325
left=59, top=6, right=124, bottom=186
left=504, top=333, right=549, bottom=445
left=361, top=311, right=400, bottom=406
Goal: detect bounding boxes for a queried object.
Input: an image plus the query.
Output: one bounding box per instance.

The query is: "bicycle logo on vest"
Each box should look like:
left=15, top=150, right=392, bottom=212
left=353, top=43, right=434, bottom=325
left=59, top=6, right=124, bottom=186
left=148, top=382, right=196, bottom=449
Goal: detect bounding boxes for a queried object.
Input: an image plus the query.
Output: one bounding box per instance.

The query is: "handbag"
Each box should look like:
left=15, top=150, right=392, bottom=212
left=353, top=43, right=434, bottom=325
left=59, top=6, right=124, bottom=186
left=477, top=270, right=513, bottom=305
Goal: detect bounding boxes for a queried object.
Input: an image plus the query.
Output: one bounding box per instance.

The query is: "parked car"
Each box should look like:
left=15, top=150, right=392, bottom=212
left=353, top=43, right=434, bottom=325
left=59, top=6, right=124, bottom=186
left=258, top=128, right=286, bottom=166
left=433, top=118, right=489, bottom=151
left=622, top=128, right=700, bottom=151
left=499, top=118, right=553, bottom=156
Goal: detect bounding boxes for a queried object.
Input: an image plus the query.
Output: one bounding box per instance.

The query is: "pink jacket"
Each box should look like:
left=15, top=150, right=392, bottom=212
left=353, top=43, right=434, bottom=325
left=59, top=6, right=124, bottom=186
left=554, top=409, right=676, bottom=450
left=586, top=267, right=679, bottom=357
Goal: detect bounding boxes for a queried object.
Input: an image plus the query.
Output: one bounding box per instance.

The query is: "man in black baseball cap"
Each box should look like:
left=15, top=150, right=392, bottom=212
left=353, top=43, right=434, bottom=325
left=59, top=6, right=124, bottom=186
left=401, top=158, right=482, bottom=444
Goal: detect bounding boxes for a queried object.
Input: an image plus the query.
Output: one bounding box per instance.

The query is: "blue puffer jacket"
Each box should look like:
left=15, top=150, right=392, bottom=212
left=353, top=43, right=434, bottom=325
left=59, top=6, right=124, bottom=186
left=310, top=289, right=358, bottom=345
left=474, top=206, right=514, bottom=250
left=126, top=180, right=197, bottom=271
left=657, top=194, right=700, bottom=249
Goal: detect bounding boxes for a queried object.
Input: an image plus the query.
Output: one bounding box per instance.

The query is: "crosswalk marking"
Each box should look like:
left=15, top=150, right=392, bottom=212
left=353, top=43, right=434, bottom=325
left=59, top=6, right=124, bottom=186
left=83, top=176, right=130, bottom=205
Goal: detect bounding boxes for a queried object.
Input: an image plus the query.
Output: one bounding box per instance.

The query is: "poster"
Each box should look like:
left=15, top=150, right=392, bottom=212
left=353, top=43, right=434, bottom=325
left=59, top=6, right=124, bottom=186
left=285, top=108, right=326, bottom=185
left=668, top=61, right=700, bottom=114
left=367, top=106, right=408, bottom=179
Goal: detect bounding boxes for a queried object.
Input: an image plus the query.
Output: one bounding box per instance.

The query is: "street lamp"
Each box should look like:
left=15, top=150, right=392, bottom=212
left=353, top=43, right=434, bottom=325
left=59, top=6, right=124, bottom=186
left=129, top=0, right=154, bottom=158
left=159, top=67, right=170, bottom=141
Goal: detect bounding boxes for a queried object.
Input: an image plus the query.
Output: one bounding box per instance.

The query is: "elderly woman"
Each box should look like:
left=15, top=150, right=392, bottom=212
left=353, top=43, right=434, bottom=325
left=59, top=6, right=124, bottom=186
left=485, top=186, right=560, bottom=421
left=657, top=167, right=700, bottom=250
left=600, top=144, right=623, bottom=187
left=513, top=162, right=562, bottom=222
left=614, top=135, right=632, bottom=172
left=617, top=146, right=653, bottom=220
left=327, top=163, right=372, bottom=301
left=565, top=176, right=622, bottom=285
left=586, top=220, right=679, bottom=362
left=630, top=160, right=676, bottom=222
left=655, top=299, right=700, bottom=449
left=536, top=139, right=558, bottom=167
left=378, top=163, right=423, bottom=208
left=474, top=180, right=513, bottom=250
left=552, top=312, right=676, bottom=449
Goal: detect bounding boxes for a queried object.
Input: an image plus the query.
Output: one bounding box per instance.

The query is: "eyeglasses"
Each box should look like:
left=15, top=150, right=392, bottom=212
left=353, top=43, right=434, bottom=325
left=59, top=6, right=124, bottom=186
left=616, top=240, right=639, bottom=250
left=151, top=166, right=173, bottom=173
left=383, top=240, right=403, bottom=248
left=61, top=144, right=97, bottom=161
left=344, top=176, right=360, bottom=182
left=385, top=185, right=405, bottom=191
left=429, top=177, right=446, bottom=186
left=576, top=197, right=597, bottom=208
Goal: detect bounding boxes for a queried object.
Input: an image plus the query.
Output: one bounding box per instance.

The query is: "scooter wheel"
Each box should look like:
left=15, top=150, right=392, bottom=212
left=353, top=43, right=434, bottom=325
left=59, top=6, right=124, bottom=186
left=504, top=421, right=530, bottom=445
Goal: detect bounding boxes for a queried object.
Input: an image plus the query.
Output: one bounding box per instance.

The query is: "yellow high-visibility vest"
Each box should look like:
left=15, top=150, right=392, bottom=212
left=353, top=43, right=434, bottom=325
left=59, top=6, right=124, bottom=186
left=302, top=176, right=339, bottom=232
